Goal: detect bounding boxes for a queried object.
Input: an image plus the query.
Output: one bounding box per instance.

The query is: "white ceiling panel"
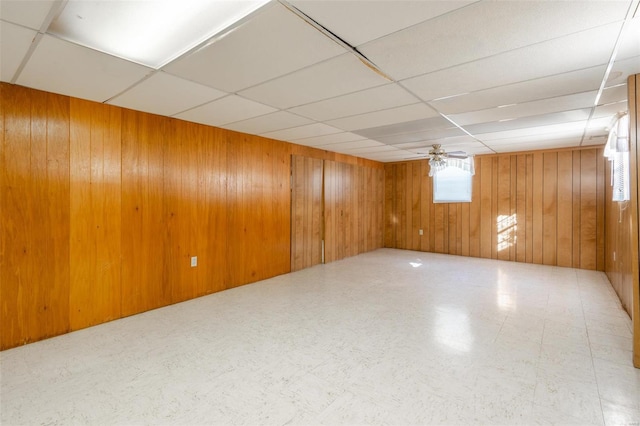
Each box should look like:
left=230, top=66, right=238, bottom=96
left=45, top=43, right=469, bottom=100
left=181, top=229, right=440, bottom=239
left=394, top=135, right=479, bottom=150
left=327, top=103, right=437, bottom=132
left=593, top=100, right=628, bottom=119
left=174, top=95, right=276, bottom=127
left=288, top=0, right=475, bottom=46
left=402, top=22, right=621, bottom=103
left=346, top=144, right=403, bottom=154
left=221, top=111, right=313, bottom=135
left=1, top=21, right=36, bottom=82
left=288, top=83, right=418, bottom=122
left=239, top=53, right=389, bottom=109
left=617, top=16, right=640, bottom=59
left=449, top=91, right=598, bottom=126
left=320, top=139, right=381, bottom=152
left=355, top=115, right=453, bottom=139
left=1, top=0, right=56, bottom=30
left=291, top=132, right=366, bottom=147
left=489, top=138, right=582, bottom=153
left=375, top=127, right=466, bottom=146
left=262, top=123, right=342, bottom=141
left=17, top=35, right=151, bottom=103
left=107, top=72, right=227, bottom=116
left=607, top=56, right=640, bottom=87
left=360, top=0, right=629, bottom=80
left=429, top=66, right=606, bottom=115
left=599, top=84, right=628, bottom=105
left=467, top=108, right=592, bottom=136
left=476, top=121, right=590, bottom=142
left=164, top=3, right=345, bottom=93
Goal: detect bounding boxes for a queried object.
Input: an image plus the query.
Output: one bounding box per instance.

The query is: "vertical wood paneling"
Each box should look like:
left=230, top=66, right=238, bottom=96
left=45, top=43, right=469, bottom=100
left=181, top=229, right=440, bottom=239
left=469, top=158, right=481, bottom=257
left=291, top=155, right=323, bottom=271
left=121, top=111, right=170, bottom=316
left=497, top=156, right=511, bottom=261
left=0, top=86, right=71, bottom=348
left=542, top=153, right=557, bottom=265
left=596, top=147, right=605, bottom=271
left=525, top=154, right=534, bottom=263
left=580, top=149, right=598, bottom=270
left=384, top=147, right=606, bottom=273
left=532, top=153, right=544, bottom=264
left=572, top=151, right=582, bottom=268
left=69, top=100, right=121, bottom=329
left=604, top=74, right=640, bottom=367
left=0, top=83, right=385, bottom=350
left=515, top=155, right=527, bottom=262
left=480, top=156, right=493, bottom=259
left=557, top=151, right=573, bottom=267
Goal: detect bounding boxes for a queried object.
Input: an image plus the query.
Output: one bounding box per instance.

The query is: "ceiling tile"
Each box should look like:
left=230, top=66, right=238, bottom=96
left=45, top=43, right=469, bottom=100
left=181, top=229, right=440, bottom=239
left=107, top=71, right=227, bottom=116
left=375, top=127, right=467, bottom=146
left=17, top=35, right=151, bottom=102
left=489, top=138, right=582, bottom=153
left=617, top=16, right=640, bottom=59
left=174, top=95, right=276, bottom=127
left=466, top=108, right=592, bottom=136
left=429, top=66, right=606, bottom=115
left=360, top=0, right=629, bottom=80
left=221, top=111, right=313, bottom=135
left=354, top=115, right=453, bottom=139
left=593, top=100, right=628, bottom=119
left=321, top=139, right=382, bottom=152
left=599, top=84, right=628, bottom=105
left=291, top=132, right=366, bottom=147
left=475, top=121, right=590, bottom=142
left=608, top=56, right=640, bottom=87
left=401, top=22, right=621, bottom=102
left=164, top=2, right=345, bottom=92
left=1, top=21, right=36, bottom=82
left=288, top=0, right=474, bottom=46
left=346, top=144, right=402, bottom=154
left=288, top=83, right=418, bottom=121
left=448, top=91, right=598, bottom=126
left=1, top=0, right=56, bottom=30
left=262, top=123, right=342, bottom=141
left=239, top=53, right=389, bottom=109
left=327, top=103, right=438, bottom=132
left=394, top=135, right=479, bottom=150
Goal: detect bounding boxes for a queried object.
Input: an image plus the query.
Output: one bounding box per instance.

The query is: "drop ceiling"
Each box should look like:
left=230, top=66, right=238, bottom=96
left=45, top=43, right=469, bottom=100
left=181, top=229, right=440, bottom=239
left=1, top=0, right=639, bottom=162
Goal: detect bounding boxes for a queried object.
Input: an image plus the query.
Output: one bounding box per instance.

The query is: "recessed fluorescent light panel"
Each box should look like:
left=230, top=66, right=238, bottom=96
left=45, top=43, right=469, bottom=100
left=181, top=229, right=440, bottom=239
left=48, top=0, right=271, bottom=69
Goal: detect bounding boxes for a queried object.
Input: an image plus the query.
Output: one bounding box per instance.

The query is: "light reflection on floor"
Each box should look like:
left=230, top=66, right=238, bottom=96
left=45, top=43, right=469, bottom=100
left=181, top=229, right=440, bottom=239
left=1, top=248, right=637, bottom=425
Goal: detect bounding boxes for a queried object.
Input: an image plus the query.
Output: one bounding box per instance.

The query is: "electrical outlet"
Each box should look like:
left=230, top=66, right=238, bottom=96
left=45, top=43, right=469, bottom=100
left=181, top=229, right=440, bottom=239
left=419, top=229, right=423, bottom=235
left=191, top=256, right=197, bottom=267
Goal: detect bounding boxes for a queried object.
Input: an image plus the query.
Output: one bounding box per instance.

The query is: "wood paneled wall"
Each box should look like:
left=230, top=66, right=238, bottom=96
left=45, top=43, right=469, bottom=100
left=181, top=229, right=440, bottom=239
left=0, top=83, right=384, bottom=350
left=291, top=155, right=324, bottom=272
left=324, top=160, right=385, bottom=263
left=290, top=156, right=385, bottom=271
left=385, top=147, right=606, bottom=270
left=605, top=74, right=640, bottom=367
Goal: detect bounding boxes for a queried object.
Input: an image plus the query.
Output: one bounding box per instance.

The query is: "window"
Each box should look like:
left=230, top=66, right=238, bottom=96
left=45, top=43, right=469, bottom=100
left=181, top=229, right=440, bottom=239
left=604, top=113, right=630, bottom=202
left=433, top=165, right=473, bottom=203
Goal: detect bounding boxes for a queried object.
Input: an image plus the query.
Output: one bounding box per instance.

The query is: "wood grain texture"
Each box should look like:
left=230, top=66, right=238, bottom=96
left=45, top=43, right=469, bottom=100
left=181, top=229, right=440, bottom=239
left=0, top=83, right=383, bottom=350
left=291, top=155, right=323, bottom=271
left=605, top=74, right=639, bottom=367
left=69, top=99, right=122, bottom=330
left=384, top=147, right=605, bottom=271
left=0, top=86, right=71, bottom=348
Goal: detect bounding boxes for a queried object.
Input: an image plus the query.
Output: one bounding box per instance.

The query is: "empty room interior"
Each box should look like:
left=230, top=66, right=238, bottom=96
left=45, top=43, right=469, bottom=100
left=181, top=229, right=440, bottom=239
left=1, top=0, right=640, bottom=424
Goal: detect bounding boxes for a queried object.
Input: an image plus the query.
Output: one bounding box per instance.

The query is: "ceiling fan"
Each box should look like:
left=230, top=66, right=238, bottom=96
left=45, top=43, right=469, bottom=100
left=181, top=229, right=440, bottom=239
left=416, top=144, right=470, bottom=176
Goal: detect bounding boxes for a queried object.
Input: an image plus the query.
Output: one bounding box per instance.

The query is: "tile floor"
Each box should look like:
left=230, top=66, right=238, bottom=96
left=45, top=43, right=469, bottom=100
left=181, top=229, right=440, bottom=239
left=1, top=249, right=638, bottom=425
